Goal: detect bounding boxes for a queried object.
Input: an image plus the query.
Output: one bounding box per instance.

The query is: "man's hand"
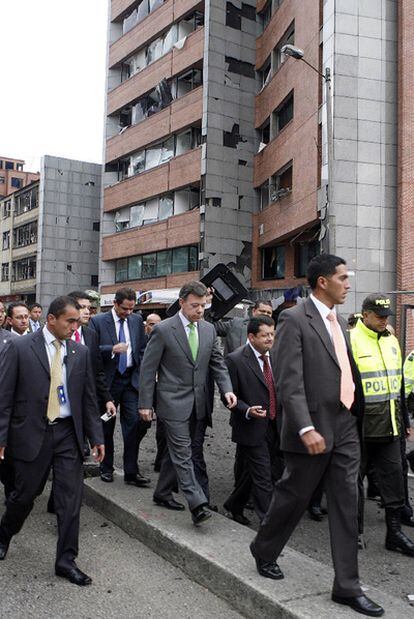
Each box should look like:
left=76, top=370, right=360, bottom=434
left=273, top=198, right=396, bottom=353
left=106, top=401, right=117, bottom=417
left=139, top=408, right=153, bottom=422
left=224, top=392, right=237, bottom=409
left=300, top=430, right=326, bottom=455
left=0, top=447, right=5, bottom=461
left=92, top=444, right=105, bottom=463
left=247, top=405, right=267, bottom=419
left=112, top=343, right=128, bottom=354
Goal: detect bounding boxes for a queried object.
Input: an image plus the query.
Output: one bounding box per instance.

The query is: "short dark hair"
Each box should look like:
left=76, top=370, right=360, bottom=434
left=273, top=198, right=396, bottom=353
left=68, top=290, right=93, bottom=303
left=115, top=287, right=136, bottom=304
left=179, top=281, right=207, bottom=300
left=7, top=301, right=29, bottom=318
left=253, top=299, right=272, bottom=311
left=247, top=315, right=275, bottom=335
left=29, top=302, right=42, bottom=311
left=307, top=254, right=346, bottom=290
left=47, top=296, right=78, bottom=319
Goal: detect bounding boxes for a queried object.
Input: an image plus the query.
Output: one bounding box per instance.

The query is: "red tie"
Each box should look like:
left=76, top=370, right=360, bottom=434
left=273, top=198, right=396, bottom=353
left=260, top=354, right=276, bottom=420
left=74, top=329, right=81, bottom=343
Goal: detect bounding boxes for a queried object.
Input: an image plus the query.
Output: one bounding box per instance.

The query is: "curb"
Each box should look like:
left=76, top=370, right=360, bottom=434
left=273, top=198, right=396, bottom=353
left=83, top=472, right=408, bottom=618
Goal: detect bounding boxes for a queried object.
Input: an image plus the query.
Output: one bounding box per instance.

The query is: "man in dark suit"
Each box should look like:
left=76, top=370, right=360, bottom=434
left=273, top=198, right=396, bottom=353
left=213, top=300, right=273, bottom=356
left=250, top=255, right=384, bottom=618
left=89, top=287, right=149, bottom=486
left=6, top=301, right=30, bottom=336
left=0, top=327, right=15, bottom=498
left=28, top=302, right=43, bottom=332
left=224, top=315, right=281, bottom=525
left=139, top=281, right=237, bottom=525
left=0, top=296, right=104, bottom=585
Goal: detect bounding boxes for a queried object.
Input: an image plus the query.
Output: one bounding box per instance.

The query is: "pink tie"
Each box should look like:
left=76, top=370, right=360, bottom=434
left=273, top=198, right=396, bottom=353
left=74, top=329, right=81, bottom=343
left=327, top=312, right=354, bottom=410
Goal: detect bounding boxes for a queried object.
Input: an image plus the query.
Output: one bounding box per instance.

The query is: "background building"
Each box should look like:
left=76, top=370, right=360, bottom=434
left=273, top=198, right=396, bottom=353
left=0, top=155, right=101, bottom=308
left=100, top=0, right=400, bottom=318
left=0, top=156, right=39, bottom=199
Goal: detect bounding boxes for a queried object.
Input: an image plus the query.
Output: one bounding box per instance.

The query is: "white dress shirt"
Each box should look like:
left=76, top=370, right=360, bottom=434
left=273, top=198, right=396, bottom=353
left=111, top=307, right=133, bottom=368
left=43, top=325, right=72, bottom=419
left=11, top=328, right=29, bottom=337
left=29, top=319, right=41, bottom=332
left=179, top=311, right=199, bottom=347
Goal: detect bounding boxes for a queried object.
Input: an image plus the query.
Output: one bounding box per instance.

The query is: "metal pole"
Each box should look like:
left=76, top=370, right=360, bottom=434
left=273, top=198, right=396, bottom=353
left=324, top=66, right=334, bottom=255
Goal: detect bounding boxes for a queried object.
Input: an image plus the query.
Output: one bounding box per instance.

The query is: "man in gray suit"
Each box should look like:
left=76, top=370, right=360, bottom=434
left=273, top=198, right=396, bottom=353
left=214, top=299, right=273, bottom=356
left=250, top=255, right=383, bottom=617
left=139, top=281, right=237, bottom=525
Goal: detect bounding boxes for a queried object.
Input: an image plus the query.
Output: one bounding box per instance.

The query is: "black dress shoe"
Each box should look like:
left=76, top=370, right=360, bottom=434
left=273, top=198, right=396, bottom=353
left=308, top=505, right=324, bottom=521
left=191, top=505, right=212, bottom=525
left=250, top=542, right=284, bottom=580
left=332, top=593, right=384, bottom=617
left=55, top=566, right=92, bottom=586
left=231, top=512, right=251, bottom=526
left=206, top=503, right=218, bottom=512
left=401, top=513, right=414, bottom=527
left=0, top=540, right=10, bottom=560
left=100, top=472, right=113, bottom=483
left=124, top=473, right=150, bottom=487
left=153, top=496, right=185, bottom=511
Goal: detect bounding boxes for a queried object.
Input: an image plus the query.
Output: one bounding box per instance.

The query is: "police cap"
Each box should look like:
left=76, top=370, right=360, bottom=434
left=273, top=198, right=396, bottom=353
left=362, top=293, right=393, bottom=317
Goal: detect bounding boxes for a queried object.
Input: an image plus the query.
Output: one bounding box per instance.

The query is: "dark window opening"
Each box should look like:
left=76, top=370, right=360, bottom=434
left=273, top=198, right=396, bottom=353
left=91, top=275, right=99, bottom=287
left=271, top=162, right=293, bottom=201
left=223, top=124, right=240, bottom=148
left=12, top=256, right=36, bottom=281
left=262, top=245, right=285, bottom=280
left=13, top=221, right=37, bottom=248
left=225, top=56, right=255, bottom=79
left=259, top=119, right=270, bottom=145
left=5, top=161, right=14, bottom=170
left=274, top=92, right=294, bottom=134
left=115, top=245, right=198, bottom=283
left=93, top=221, right=100, bottom=232
left=295, top=240, right=319, bottom=277
left=11, top=177, right=23, bottom=189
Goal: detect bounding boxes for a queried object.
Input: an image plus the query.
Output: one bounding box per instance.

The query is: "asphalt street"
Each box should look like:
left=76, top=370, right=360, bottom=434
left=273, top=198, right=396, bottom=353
left=0, top=485, right=243, bottom=619
left=112, top=395, right=414, bottom=606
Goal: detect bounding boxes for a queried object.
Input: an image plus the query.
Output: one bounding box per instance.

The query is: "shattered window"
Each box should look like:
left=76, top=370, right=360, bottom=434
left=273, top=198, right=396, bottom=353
left=129, top=151, right=145, bottom=176
left=159, top=194, right=174, bottom=220
left=128, top=255, right=142, bottom=280
left=130, top=204, right=145, bottom=227
left=156, top=250, right=172, bottom=276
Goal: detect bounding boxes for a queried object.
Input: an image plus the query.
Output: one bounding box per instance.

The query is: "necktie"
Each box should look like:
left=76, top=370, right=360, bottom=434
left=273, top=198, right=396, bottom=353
left=260, top=354, right=276, bottom=420
left=327, top=312, right=354, bottom=409
left=47, top=340, right=63, bottom=422
left=188, top=322, right=198, bottom=361
left=118, top=319, right=127, bottom=374
left=74, top=329, right=81, bottom=343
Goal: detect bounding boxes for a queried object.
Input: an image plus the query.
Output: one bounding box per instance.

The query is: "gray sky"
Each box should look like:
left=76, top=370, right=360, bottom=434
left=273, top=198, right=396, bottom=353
left=0, top=0, right=108, bottom=172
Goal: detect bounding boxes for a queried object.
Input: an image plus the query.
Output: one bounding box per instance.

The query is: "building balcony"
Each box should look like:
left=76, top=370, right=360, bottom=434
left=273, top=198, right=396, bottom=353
left=11, top=243, right=38, bottom=261
left=106, top=86, right=203, bottom=163
left=104, top=147, right=202, bottom=212
left=109, top=0, right=202, bottom=68
left=11, top=278, right=36, bottom=294
left=107, top=27, right=204, bottom=115
left=102, top=208, right=199, bottom=260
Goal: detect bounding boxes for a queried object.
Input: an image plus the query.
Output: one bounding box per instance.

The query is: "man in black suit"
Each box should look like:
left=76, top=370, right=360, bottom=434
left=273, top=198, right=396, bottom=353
left=0, top=326, right=15, bottom=499
left=250, top=255, right=384, bottom=617
left=224, top=316, right=280, bottom=525
left=89, top=287, right=149, bottom=486
left=0, top=296, right=104, bottom=585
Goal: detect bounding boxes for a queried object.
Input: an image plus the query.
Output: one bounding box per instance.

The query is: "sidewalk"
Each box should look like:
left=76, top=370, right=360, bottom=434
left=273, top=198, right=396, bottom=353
left=84, top=471, right=409, bottom=619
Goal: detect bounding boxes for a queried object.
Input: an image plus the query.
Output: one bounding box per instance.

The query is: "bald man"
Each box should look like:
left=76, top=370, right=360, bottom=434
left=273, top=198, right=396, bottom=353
left=145, top=314, right=162, bottom=337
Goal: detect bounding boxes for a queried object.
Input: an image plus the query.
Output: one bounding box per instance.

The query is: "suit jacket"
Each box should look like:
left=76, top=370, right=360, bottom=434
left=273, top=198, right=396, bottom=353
left=274, top=297, right=364, bottom=454
left=225, top=344, right=274, bottom=447
left=213, top=316, right=249, bottom=356
left=138, top=313, right=232, bottom=421
left=81, top=325, right=112, bottom=405
left=89, top=311, right=146, bottom=392
left=0, top=328, right=14, bottom=355
left=0, top=330, right=104, bottom=462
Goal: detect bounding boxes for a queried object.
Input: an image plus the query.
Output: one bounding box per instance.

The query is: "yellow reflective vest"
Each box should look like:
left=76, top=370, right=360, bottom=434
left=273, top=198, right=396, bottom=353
left=404, top=351, right=414, bottom=397
left=350, top=320, right=402, bottom=439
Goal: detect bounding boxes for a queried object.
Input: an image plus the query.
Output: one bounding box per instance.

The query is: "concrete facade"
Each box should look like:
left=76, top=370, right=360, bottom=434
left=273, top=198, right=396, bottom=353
left=0, top=155, right=101, bottom=308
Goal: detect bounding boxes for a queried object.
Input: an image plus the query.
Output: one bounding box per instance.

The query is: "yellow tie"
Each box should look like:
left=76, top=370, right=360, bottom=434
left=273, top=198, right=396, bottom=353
left=47, top=340, right=63, bottom=422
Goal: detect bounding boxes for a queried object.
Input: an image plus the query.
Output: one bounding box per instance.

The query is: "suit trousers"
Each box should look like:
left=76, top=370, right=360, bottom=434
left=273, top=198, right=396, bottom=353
left=155, top=417, right=210, bottom=501
left=0, top=418, right=83, bottom=571
left=101, top=370, right=149, bottom=476
left=155, top=412, right=207, bottom=510
left=252, top=408, right=362, bottom=598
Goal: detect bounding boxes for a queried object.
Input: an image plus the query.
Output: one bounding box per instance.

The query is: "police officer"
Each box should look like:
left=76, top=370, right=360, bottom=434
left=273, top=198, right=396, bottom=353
left=351, top=294, right=414, bottom=555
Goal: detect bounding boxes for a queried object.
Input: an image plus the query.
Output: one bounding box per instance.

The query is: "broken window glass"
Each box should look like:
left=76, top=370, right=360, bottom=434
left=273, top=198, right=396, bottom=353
left=118, top=158, right=130, bottom=181
left=189, top=246, right=198, bottom=271
left=156, top=250, right=172, bottom=276
left=176, top=130, right=192, bottom=156
left=149, top=0, right=163, bottom=11
left=137, top=0, right=149, bottom=22
left=131, top=99, right=148, bottom=124
left=142, top=252, right=157, bottom=278
left=114, top=207, right=130, bottom=232
left=115, top=259, right=128, bottom=282
left=147, top=36, right=164, bottom=65
left=174, top=190, right=190, bottom=215
left=172, top=247, right=189, bottom=273
left=122, top=8, right=138, bottom=35
left=128, top=255, right=142, bottom=280
left=178, top=18, right=194, bottom=41
left=130, top=204, right=145, bottom=227
left=160, top=136, right=174, bottom=163
left=157, top=79, right=173, bottom=108
left=159, top=194, right=174, bottom=220
left=163, top=24, right=178, bottom=55
left=119, top=107, right=132, bottom=128
left=143, top=199, right=158, bottom=224
left=146, top=145, right=162, bottom=170
left=129, top=151, right=145, bottom=176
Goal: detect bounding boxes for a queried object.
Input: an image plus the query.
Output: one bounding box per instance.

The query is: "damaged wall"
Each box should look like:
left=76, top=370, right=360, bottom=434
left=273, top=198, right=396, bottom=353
left=200, top=0, right=257, bottom=287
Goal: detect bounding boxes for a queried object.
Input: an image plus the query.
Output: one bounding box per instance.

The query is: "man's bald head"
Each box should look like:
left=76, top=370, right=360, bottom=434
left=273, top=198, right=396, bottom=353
left=145, top=313, right=161, bottom=335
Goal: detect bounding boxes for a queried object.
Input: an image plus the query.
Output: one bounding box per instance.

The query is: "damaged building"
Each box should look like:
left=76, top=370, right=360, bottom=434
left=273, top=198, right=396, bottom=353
left=100, top=0, right=400, bottom=313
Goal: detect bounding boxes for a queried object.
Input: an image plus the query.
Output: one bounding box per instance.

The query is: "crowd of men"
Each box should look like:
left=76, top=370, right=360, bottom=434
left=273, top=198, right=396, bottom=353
left=1, top=254, right=414, bottom=616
